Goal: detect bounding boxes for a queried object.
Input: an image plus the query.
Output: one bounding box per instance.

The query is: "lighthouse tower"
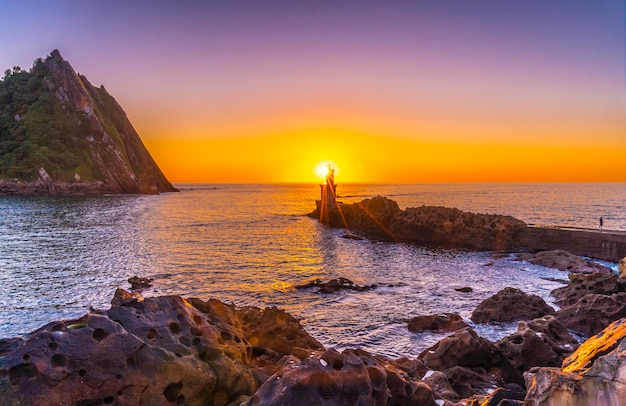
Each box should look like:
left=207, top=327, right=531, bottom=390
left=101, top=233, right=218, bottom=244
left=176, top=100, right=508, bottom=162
left=319, top=164, right=337, bottom=204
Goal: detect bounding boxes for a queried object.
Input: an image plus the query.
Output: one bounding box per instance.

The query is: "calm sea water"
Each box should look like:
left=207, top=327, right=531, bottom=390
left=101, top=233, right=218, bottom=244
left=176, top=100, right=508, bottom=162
left=0, top=183, right=624, bottom=358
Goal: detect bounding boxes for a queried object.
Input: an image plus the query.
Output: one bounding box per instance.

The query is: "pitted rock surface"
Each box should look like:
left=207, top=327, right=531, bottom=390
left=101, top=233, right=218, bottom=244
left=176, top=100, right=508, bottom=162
left=551, top=271, right=620, bottom=307
left=496, top=316, right=579, bottom=375
left=243, top=348, right=438, bottom=406
left=555, top=293, right=626, bottom=336
left=471, top=287, right=555, bottom=323
left=0, top=289, right=322, bottom=405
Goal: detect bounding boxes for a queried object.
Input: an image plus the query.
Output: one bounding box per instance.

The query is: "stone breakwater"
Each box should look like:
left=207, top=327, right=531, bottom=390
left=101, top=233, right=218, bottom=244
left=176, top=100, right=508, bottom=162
left=308, top=196, right=626, bottom=262
left=2, top=250, right=626, bottom=405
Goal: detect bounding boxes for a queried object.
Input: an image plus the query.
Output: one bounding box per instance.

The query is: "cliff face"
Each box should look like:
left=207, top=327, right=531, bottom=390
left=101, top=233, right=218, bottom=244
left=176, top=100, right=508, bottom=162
left=0, top=50, right=176, bottom=195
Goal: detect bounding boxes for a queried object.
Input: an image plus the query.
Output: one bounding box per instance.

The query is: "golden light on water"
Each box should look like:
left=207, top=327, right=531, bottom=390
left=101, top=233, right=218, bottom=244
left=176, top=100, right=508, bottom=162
left=314, top=161, right=338, bottom=181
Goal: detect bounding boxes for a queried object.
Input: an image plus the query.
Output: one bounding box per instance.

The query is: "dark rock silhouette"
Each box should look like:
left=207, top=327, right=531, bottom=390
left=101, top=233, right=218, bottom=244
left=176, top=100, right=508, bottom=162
left=408, top=313, right=468, bottom=333
left=127, top=276, right=153, bottom=290
left=294, top=277, right=375, bottom=293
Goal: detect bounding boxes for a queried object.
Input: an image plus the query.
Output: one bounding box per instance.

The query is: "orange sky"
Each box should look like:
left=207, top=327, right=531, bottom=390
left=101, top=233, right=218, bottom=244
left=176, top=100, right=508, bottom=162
left=5, top=2, right=624, bottom=183
left=145, top=131, right=626, bottom=183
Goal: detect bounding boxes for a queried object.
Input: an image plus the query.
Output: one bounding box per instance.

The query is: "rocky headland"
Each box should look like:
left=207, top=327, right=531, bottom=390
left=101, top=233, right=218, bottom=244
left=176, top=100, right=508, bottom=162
left=308, top=196, right=626, bottom=262
left=2, top=251, right=626, bottom=405
left=0, top=50, right=176, bottom=195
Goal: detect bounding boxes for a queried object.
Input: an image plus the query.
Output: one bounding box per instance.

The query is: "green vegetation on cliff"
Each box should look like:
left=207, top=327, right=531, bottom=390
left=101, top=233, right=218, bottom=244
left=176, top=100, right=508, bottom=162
left=0, top=59, right=97, bottom=181
left=0, top=50, right=176, bottom=194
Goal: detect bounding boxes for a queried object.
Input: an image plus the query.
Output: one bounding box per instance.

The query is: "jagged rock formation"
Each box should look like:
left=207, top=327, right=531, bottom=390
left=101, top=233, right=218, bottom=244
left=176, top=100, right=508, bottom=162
left=0, top=50, right=176, bottom=195
left=524, top=318, right=626, bottom=405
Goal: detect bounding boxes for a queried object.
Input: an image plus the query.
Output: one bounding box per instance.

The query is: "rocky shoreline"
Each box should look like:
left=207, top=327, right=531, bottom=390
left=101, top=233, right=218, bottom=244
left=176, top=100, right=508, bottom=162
left=308, top=196, right=626, bottom=262
left=1, top=250, right=625, bottom=405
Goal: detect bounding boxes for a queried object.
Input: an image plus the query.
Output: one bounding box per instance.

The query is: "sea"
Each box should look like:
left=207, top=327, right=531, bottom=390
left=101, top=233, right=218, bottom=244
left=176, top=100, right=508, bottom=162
left=1, top=183, right=624, bottom=358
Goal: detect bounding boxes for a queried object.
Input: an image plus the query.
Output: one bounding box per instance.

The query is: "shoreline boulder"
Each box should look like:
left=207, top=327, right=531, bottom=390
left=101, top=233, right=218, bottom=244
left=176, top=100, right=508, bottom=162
left=471, top=287, right=555, bottom=324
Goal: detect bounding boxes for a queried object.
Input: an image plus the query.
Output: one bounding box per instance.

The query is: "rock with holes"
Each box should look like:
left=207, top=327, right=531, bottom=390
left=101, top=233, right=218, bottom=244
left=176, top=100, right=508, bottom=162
left=555, top=293, right=626, bottom=336
left=496, top=316, right=579, bottom=375
left=471, top=287, right=555, bottom=323
left=551, top=271, right=620, bottom=307
left=408, top=313, right=468, bottom=333
left=243, top=348, right=438, bottom=406
left=0, top=289, right=325, bottom=405
left=231, top=304, right=323, bottom=382
left=0, top=312, right=217, bottom=405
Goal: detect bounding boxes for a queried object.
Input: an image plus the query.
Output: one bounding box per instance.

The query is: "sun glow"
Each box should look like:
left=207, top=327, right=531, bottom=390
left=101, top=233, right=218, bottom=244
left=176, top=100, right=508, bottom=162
left=314, top=161, right=338, bottom=181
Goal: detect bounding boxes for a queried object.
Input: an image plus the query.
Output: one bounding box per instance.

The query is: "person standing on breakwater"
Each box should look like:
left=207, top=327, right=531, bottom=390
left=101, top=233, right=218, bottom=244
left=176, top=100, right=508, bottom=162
left=600, top=216, right=603, bottom=231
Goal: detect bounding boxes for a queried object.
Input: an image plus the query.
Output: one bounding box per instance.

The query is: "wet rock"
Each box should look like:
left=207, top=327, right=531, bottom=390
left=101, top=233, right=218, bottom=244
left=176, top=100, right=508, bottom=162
left=518, top=249, right=612, bottom=274
left=551, top=271, right=620, bottom=307
left=243, top=348, right=438, bottom=406
left=408, top=313, right=468, bottom=333
left=496, top=316, right=579, bottom=375
left=294, top=277, right=375, bottom=293
left=127, top=276, right=153, bottom=290
left=524, top=318, right=626, bottom=405
left=471, top=287, right=555, bottom=323
left=455, top=286, right=473, bottom=293
left=555, top=293, right=626, bottom=336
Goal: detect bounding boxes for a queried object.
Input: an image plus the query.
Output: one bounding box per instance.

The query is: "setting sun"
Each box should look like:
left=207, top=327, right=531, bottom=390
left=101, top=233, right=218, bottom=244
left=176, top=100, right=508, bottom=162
left=314, top=161, right=338, bottom=181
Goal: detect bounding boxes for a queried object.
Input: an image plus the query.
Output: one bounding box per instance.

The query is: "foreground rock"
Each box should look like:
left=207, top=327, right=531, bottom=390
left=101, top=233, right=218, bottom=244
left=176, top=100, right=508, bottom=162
left=244, top=349, right=438, bottom=406
left=0, top=289, right=321, bottom=405
left=471, top=287, right=555, bottom=323
left=524, top=318, right=626, bottom=405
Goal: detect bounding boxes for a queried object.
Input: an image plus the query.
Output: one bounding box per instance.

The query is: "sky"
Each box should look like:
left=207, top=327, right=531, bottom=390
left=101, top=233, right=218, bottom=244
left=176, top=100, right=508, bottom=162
left=1, top=0, right=624, bottom=183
